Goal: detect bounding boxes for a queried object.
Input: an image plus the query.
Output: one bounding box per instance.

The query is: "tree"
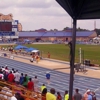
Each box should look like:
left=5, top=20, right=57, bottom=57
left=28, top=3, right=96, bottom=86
left=54, top=29, right=58, bottom=31
left=95, top=29, right=100, bottom=36
left=63, top=27, right=69, bottom=31
left=76, top=27, right=89, bottom=31
left=63, top=26, right=89, bottom=31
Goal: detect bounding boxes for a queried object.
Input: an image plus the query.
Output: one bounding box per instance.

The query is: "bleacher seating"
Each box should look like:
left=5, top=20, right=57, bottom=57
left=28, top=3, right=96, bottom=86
left=0, top=80, right=42, bottom=100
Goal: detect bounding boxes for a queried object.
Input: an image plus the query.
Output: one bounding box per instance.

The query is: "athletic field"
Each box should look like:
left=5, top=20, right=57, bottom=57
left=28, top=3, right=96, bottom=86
left=1, top=44, right=100, bottom=65
left=24, top=44, right=100, bottom=65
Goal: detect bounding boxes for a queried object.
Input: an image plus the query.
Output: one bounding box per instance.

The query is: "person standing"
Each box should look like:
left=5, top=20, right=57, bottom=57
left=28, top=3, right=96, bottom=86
left=11, top=68, right=15, bottom=73
left=41, top=84, right=46, bottom=92
left=57, top=92, right=62, bottom=100
left=73, top=89, right=82, bottom=100
left=48, top=52, right=50, bottom=58
left=27, top=78, right=34, bottom=91
left=91, top=92, right=96, bottom=100
left=87, top=90, right=92, bottom=100
left=46, top=88, right=56, bottom=100
left=8, top=71, right=14, bottom=83
left=42, top=88, right=47, bottom=100
left=20, top=73, right=24, bottom=85
left=64, top=90, right=69, bottom=100
left=23, top=74, right=29, bottom=88
left=46, top=71, right=50, bottom=84
left=32, top=53, right=35, bottom=60
left=32, top=76, right=39, bottom=92
left=30, top=57, right=34, bottom=63
left=83, top=89, right=89, bottom=100
left=3, top=70, right=8, bottom=81
left=14, top=70, right=20, bottom=84
left=5, top=66, right=9, bottom=74
left=36, top=54, right=39, bottom=63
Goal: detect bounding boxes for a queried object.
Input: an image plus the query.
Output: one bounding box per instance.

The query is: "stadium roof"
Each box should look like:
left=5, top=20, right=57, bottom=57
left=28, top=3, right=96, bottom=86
left=19, top=31, right=94, bottom=37
left=56, top=0, right=100, bottom=19
left=56, top=0, right=100, bottom=99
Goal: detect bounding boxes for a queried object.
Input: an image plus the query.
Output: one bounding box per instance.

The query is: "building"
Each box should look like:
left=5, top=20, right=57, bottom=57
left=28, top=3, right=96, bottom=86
left=0, top=13, right=22, bottom=41
left=18, top=31, right=97, bottom=42
left=18, top=23, right=22, bottom=31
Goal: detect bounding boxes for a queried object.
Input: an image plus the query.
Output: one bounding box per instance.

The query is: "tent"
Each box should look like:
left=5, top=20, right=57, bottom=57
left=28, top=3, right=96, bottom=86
left=31, top=50, right=39, bottom=53
left=14, top=45, right=23, bottom=50
left=15, top=45, right=28, bottom=50
left=56, top=0, right=100, bottom=100
left=22, top=46, right=28, bottom=49
left=25, top=47, right=37, bottom=52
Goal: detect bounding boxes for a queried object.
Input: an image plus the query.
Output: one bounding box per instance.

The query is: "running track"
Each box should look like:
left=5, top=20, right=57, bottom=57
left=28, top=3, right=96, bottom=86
left=0, top=57, right=100, bottom=99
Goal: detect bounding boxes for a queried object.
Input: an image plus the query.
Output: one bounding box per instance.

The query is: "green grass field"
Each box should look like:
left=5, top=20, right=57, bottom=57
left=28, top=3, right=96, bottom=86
left=24, top=44, right=100, bottom=64
left=1, top=44, right=100, bottom=64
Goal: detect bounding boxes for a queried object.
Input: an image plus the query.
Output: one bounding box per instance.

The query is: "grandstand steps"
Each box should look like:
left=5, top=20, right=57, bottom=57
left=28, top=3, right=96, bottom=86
left=0, top=80, right=42, bottom=100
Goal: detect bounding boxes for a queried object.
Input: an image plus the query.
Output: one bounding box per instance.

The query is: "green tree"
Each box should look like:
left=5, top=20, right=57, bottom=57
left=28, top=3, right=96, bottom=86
left=95, top=29, right=100, bottom=36
left=63, top=27, right=69, bottom=31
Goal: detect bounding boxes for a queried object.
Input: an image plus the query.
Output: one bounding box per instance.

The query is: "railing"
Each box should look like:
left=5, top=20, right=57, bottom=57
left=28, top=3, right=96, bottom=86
left=0, top=80, right=42, bottom=100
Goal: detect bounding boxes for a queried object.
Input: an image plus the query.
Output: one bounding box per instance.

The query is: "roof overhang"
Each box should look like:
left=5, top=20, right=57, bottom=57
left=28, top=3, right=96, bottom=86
left=56, top=0, right=100, bottom=20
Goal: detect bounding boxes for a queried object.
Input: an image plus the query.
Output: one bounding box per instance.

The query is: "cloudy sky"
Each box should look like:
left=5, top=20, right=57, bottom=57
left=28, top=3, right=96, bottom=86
left=1, top=0, right=100, bottom=31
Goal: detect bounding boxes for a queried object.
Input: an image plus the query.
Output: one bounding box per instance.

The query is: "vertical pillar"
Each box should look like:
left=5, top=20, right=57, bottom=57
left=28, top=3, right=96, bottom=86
left=69, top=18, right=77, bottom=100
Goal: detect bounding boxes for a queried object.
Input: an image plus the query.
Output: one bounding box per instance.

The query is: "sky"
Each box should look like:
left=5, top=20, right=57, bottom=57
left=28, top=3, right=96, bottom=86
left=0, top=0, right=100, bottom=31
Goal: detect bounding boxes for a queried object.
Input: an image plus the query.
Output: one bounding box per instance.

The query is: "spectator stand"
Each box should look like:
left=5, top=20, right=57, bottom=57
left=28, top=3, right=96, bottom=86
left=0, top=80, right=42, bottom=100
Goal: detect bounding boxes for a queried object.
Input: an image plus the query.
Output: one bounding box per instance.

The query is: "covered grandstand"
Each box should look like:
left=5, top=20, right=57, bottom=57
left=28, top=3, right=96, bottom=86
left=18, top=31, right=97, bottom=42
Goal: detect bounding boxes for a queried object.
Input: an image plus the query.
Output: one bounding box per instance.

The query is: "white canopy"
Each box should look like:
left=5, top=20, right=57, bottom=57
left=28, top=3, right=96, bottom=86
left=31, top=50, right=39, bottom=52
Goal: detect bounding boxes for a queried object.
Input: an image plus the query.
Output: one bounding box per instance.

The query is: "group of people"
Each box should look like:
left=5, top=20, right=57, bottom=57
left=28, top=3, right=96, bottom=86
left=30, top=53, right=40, bottom=63
left=0, top=65, right=97, bottom=100
left=0, top=66, right=40, bottom=91
left=41, top=87, right=96, bottom=100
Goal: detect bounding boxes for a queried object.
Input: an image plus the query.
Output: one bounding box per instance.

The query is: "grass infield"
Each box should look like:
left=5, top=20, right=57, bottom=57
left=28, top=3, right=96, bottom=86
left=25, top=44, right=100, bottom=65
left=1, top=44, right=100, bottom=65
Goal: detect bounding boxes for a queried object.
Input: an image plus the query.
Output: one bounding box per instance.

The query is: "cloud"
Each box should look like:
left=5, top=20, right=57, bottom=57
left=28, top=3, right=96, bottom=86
left=16, top=0, right=52, bottom=8
left=34, top=6, right=68, bottom=17
left=0, top=0, right=54, bottom=9
left=0, top=0, right=99, bottom=31
left=0, top=0, right=17, bottom=9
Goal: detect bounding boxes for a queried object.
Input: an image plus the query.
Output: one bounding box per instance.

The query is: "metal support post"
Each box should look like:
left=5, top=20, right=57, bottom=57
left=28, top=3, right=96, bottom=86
left=69, top=19, right=77, bottom=100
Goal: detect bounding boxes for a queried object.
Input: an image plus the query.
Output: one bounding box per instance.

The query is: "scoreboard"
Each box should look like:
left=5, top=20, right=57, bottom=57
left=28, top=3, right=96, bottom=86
left=0, top=20, right=18, bottom=32
left=0, top=22, right=12, bottom=31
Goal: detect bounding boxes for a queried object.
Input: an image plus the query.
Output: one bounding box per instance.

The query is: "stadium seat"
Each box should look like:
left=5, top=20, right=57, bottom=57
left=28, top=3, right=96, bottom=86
left=0, top=80, right=42, bottom=100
